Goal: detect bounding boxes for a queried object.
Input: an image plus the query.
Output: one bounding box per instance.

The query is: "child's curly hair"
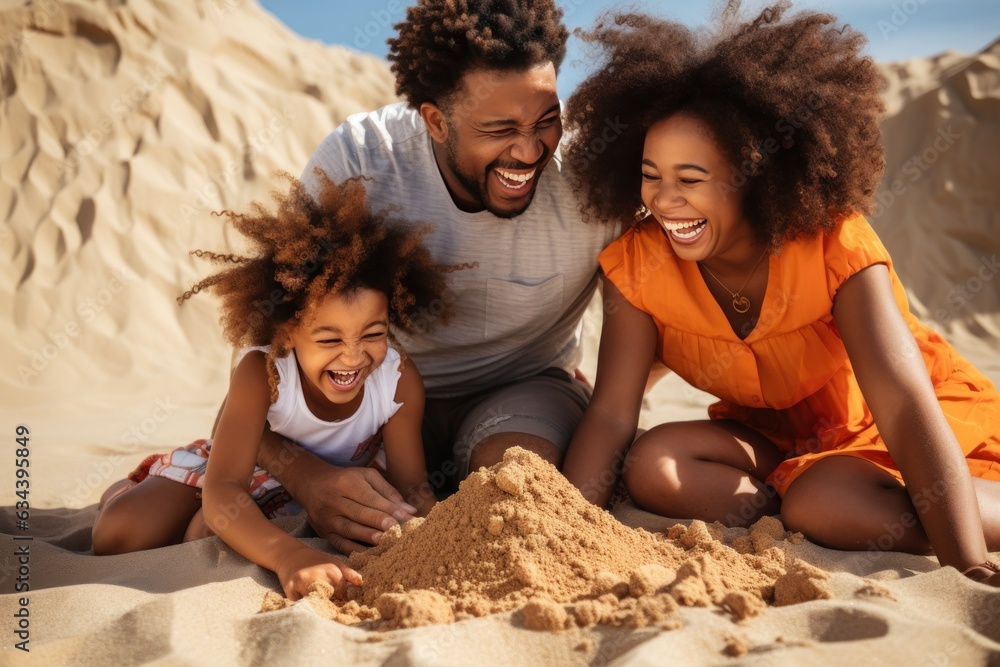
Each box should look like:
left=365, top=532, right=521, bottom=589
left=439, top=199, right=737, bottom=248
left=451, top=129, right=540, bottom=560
left=387, top=0, right=568, bottom=110
left=565, top=0, right=885, bottom=249
left=179, top=172, right=465, bottom=402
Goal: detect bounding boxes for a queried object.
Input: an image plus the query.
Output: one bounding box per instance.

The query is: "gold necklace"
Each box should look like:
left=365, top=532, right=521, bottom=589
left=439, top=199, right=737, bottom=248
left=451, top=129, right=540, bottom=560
left=699, top=250, right=768, bottom=314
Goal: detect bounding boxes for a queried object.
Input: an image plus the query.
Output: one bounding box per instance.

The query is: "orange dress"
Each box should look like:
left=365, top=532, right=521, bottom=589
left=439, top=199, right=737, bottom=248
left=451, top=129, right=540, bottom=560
left=599, top=213, right=1000, bottom=496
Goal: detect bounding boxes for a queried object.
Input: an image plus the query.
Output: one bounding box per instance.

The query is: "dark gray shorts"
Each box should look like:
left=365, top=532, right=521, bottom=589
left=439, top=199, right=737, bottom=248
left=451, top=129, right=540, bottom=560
left=422, top=368, right=592, bottom=493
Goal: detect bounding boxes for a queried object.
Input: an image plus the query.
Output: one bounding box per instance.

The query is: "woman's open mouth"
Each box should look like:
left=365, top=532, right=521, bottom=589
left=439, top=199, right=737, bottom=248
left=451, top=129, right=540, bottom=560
left=661, top=218, right=707, bottom=244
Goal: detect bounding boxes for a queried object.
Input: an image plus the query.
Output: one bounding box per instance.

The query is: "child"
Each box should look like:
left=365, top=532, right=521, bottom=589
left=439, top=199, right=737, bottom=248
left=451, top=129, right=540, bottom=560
left=92, top=173, right=457, bottom=599
left=562, top=3, right=999, bottom=585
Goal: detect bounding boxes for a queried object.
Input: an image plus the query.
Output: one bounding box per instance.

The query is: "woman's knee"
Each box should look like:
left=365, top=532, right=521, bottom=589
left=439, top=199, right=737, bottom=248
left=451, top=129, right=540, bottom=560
left=623, top=427, right=686, bottom=506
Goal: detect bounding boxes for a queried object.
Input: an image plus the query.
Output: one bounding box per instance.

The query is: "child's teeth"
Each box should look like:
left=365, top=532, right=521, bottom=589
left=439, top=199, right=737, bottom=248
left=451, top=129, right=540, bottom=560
left=330, top=370, right=359, bottom=385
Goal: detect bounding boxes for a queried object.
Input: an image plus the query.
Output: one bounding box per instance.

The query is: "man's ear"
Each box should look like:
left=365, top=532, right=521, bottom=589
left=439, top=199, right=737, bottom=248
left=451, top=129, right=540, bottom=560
left=420, top=102, right=449, bottom=144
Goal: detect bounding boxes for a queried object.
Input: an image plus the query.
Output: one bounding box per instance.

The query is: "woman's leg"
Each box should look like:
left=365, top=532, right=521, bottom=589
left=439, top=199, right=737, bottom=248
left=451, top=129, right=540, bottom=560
left=783, top=456, right=1000, bottom=554
left=780, top=455, right=934, bottom=552
left=622, top=419, right=785, bottom=527
left=92, top=477, right=202, bottom=555
left=973, top=477, right=1000, bottom=551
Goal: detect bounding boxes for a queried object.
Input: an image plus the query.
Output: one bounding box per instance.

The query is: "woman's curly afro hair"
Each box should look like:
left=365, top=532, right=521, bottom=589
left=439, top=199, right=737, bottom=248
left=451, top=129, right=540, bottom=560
left=179, top=172, right=465, bottom=402
left=387, top=0, right=568, bottom=110
left=565, top=0, right=886, bottom=249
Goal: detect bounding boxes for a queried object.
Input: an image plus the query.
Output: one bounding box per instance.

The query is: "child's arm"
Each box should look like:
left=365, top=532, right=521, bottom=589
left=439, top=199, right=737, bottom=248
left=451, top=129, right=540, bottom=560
left=381, top=359, right=437, bottom=516
left=833, top=263, right=992, bottom=573
left=202, top=351, right=362, bottom=600
left=562, top=277, right=658, bottom=507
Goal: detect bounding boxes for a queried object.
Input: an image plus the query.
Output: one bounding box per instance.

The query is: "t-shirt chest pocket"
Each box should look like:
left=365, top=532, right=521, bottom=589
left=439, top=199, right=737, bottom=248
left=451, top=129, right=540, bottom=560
left=485, top=275, right=565, bottom=341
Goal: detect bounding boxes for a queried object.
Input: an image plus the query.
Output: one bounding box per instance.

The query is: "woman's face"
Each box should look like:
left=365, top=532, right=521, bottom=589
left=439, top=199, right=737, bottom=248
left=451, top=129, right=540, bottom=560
left=640, top=113, right=755, bottom=263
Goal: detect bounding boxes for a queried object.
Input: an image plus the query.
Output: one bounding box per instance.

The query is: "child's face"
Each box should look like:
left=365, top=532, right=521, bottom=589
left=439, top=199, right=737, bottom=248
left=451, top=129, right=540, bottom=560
left=288, top=287, right=390, bottom=420
left=640, top=113, right=755, bottom=263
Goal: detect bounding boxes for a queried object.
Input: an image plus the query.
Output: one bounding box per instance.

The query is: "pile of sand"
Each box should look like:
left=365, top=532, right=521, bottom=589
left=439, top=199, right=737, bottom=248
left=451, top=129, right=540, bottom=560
left=263, top=448, right=833, bottom=631
left=2, top=0, right=998, bottom=662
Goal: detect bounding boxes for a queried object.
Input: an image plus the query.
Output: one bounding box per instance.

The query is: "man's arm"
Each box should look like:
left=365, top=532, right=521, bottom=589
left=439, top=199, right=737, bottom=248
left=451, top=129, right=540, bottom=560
left=256, top=425, right=418, bottom=554
left=211, top=395, right=417, bottom=553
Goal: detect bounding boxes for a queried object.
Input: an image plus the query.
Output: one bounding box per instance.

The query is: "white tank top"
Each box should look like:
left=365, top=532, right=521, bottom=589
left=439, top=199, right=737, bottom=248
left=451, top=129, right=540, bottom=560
left=241, top=346, right=403, bottom=469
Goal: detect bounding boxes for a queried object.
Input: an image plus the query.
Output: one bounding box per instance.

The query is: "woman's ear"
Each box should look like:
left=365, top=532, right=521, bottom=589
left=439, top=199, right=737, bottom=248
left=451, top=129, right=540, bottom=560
left=420, top=102, right=449, bottom=144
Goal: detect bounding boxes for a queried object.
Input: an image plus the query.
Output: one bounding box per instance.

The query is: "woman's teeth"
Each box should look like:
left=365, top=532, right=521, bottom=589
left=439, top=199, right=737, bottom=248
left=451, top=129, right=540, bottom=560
left=663, top=218, right=707, bottom=239
left=495, top=168, right=536, bottom=190
left=329, top=370, right=360, bottom=385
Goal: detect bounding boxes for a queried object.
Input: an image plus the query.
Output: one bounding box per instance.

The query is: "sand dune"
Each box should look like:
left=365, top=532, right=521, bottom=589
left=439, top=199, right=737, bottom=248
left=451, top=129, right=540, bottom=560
left=0, top=0, right=998, bottom=663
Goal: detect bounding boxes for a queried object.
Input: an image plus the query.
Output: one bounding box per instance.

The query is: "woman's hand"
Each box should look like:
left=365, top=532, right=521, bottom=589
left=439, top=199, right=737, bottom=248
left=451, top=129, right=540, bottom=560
left=275, top=546, right=363, bottom=601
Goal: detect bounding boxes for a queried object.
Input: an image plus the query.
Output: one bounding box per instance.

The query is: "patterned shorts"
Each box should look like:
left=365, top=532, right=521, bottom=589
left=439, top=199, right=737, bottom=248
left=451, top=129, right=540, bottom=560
left=118, top=439, right=299, bottom=518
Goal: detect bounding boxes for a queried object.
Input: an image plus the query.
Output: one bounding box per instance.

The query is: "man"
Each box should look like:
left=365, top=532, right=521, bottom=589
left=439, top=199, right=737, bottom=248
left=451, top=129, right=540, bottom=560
left=256, top=0, right=618, bottom=553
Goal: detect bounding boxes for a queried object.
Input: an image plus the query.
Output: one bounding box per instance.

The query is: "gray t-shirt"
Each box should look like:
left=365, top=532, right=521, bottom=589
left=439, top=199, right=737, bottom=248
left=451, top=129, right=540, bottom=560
left=300, top=102, right=617, bottom=399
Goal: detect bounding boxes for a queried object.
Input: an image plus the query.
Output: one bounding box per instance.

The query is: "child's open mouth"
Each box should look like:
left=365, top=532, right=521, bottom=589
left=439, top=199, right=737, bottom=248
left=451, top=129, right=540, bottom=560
left=327, top=369, right=362, bottom=391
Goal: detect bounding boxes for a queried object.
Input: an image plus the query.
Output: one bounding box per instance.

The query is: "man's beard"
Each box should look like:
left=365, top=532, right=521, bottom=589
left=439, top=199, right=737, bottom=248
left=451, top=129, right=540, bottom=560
left=445, top=137, right=548, bottom=219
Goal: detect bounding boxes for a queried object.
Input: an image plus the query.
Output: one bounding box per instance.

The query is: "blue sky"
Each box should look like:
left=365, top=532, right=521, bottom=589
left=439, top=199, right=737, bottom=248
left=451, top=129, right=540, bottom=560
left=259, top=0, right=999, bottom=99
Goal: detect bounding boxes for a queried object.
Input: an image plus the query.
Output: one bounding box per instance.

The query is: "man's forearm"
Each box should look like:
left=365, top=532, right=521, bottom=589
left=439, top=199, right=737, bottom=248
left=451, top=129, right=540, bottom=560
left=257, top=426, right=338, bottom=500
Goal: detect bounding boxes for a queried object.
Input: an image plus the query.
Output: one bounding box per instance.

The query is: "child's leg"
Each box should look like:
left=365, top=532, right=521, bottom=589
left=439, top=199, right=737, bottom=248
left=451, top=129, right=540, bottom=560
left=92, top=477, right=202, bottom=555
left=780, top=455, right=933, bottom=553
left=622, top=419, right=785, bottom=527
left=98, top=479, right=132, bottom=510
left=182, top=508, right=217, bottom=543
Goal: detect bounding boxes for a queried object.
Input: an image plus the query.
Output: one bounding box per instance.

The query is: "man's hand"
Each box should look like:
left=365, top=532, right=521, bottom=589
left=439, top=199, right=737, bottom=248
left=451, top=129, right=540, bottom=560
left=257, top=426, right=417, bottom=553
left=301, top=464, right=418, bottom=554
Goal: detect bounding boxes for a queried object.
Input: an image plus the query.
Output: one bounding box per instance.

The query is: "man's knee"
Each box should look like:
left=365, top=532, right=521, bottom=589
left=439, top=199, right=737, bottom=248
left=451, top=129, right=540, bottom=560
left=467, top=432, right=561, bottom=472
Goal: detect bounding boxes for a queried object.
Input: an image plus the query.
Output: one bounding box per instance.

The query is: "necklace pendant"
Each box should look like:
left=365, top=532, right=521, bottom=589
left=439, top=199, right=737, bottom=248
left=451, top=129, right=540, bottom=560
left=732, top=295, right=751, bottom=313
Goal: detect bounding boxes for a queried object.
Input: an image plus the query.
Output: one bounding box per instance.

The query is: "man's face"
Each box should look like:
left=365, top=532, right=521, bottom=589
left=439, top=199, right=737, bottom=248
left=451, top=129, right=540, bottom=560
left=430, top=62, right=562, bottom=219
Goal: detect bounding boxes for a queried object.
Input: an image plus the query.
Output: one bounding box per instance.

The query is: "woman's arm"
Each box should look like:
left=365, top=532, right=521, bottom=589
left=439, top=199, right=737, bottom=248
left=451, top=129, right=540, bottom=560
left=202, top=352, right=362, bottom=600
left=381, top=359, right=437, bottom=516
left=833, top=263, right=990, bottom=571
left=562, top=276, right=658, bottom=507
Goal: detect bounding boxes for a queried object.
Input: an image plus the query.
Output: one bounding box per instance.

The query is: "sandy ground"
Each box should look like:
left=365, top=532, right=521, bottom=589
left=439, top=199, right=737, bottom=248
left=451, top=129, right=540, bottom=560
left=1, top=1, right=998, bottom=664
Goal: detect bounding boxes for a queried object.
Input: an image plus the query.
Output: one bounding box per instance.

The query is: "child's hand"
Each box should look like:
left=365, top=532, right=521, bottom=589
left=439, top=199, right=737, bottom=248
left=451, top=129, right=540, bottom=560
left=275, top=546, right=363, bottom=601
